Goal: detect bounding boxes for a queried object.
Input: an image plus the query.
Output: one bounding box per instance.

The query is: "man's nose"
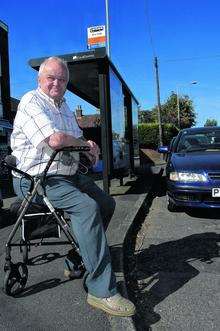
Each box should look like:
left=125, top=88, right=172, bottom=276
left=53, top=79, right=59, bottom=85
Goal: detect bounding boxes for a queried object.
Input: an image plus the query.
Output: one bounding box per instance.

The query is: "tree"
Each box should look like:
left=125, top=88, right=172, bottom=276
left=151, top=92, right=196, bottom=129
left=204, top=118, right=218, bottom=127
left=138, top=109, right=153, bottom=123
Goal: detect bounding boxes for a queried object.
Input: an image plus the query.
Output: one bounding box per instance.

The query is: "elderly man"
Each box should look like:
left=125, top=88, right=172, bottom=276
left=11, top=56, right=135, bottom=316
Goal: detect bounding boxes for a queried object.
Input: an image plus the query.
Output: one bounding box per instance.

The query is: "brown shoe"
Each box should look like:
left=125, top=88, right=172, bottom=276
left=87, top=293, right=136, bottom=317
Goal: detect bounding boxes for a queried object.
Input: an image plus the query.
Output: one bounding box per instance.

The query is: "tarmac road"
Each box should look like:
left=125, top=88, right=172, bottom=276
left=127, top=179, right=220, bottom=331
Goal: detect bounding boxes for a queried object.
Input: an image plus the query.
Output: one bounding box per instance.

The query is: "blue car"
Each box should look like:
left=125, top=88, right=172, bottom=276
left=159, top=126, right=220, bottom=211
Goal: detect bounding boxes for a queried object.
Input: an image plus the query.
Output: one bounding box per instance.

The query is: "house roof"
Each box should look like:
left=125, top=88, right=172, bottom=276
left=77, top=114, right=100, bottom=128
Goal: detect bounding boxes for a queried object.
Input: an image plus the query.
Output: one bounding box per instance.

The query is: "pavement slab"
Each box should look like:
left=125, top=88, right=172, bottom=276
left=0, top=175, right=151, bottom=330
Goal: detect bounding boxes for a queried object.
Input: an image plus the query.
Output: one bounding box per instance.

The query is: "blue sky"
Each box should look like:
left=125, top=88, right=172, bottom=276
left=1, top=0, right=220, bottom=126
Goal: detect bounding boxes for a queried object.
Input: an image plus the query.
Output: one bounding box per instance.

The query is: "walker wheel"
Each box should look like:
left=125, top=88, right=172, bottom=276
left=20, top=240, right=29, bottom=264
left=3, top=262, right=28, bottom=296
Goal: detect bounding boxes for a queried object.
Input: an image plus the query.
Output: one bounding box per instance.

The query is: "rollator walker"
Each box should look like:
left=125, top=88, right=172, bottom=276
left=2, top=146, right=90, bottom=296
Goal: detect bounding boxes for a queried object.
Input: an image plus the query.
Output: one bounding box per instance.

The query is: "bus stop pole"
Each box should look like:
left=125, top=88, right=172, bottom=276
left=105, top=0, right=110, bottom=57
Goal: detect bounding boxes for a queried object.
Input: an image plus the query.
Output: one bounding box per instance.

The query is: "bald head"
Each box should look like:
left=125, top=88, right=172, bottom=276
left=38, top=57, right=69, bottom=102
left=38, top=57, right=69, bottom=81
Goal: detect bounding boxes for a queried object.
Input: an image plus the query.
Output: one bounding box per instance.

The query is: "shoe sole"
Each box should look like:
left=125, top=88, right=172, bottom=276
left=87, top=297, right=136, bottom=317
left=64, top=269, right=71, bottom=278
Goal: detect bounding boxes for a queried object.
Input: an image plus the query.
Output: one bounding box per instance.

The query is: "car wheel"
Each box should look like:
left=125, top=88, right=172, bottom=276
left=167, top=196, right=178, bottom=212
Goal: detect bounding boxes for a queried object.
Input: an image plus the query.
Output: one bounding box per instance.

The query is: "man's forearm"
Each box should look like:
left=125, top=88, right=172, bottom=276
left=46, top=132, right=89, bottom=150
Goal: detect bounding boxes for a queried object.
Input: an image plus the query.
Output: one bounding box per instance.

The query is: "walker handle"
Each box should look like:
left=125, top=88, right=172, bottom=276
left=2, top=155, right=35, bottom=191
left=42, top=145, right=91, bottom=179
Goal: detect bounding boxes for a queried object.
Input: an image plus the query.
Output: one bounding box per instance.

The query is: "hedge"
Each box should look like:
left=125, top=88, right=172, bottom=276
left=138, top=123, right=179, bottom=149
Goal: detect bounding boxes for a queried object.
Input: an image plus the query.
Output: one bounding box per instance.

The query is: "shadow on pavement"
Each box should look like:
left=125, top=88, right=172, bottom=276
left=150, top=174, right=167, bottom=198
left=186, top=208, right=220, bottom=219
left=129, top=232, right=220, bottom=330
left=109, top=244, right=123, bottom=273
left=112, top=175, right=155, bottom=196
left=27, top=252, right=66, bottom=266
left=0, top=208, right=16, bottom=229
left=14, top=278, right=72, bottom=298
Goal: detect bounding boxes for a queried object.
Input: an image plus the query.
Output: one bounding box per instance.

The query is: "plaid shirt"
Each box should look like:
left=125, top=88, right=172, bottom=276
left=11, top=88, right=82, bottom=176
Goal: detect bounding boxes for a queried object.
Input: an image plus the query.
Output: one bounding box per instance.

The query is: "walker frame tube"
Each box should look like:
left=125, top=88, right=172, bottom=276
left=4, top=146, right=90, bottom=269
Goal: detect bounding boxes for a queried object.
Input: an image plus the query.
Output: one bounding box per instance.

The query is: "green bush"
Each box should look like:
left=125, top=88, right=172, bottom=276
left=138, top=123, right=179, bottom=149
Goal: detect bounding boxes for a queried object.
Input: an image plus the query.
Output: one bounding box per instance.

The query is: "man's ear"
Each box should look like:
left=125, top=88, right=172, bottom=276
left=38, top=75, right=41, bottom=87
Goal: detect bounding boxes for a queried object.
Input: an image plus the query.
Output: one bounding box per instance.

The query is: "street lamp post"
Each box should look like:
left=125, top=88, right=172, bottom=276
left=176, top=81, right=197, bottom=128
left=154, top=57, right=163, bottom=146
left=176, top=86, right=181, bottom=128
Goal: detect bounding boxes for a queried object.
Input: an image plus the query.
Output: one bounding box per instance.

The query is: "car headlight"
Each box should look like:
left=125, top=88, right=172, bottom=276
left=169, top=172, right=207, bottom=182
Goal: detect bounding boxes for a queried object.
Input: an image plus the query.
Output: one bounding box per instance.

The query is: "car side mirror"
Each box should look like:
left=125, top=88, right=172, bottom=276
left=158, top=146, right=169, bottom=153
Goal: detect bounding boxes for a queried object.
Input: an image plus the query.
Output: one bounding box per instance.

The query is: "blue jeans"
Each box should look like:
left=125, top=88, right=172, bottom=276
left=13, top=174, right=117, bottom=298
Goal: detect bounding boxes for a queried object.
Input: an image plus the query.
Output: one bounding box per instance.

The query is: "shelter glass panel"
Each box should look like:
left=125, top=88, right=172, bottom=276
left=109, top=68, right=129, bottom=170
left=0, top=42, right=3, bottom=118
left=0, top=75, right=3, bottom=118
left=131, top=97, right=139, bottom=157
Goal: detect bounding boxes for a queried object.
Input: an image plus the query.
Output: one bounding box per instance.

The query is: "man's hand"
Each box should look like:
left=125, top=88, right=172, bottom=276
left=84, top=140, right=100, bottom=166
left=46, top=133, right=100, bottom=166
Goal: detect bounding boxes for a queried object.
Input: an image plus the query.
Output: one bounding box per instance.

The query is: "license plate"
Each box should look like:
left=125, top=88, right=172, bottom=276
left=212, top=188, right=220, bottom=197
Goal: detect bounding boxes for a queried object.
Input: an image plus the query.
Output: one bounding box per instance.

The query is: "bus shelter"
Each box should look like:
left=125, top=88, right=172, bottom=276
left=29, top=48, right=139, bottom=193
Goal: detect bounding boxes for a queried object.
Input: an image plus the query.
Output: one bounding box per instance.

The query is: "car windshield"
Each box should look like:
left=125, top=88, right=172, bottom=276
left=176, top=129, right=220, bottom=153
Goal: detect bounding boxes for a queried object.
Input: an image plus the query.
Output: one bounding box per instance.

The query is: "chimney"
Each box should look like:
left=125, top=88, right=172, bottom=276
left=75, top=105, right=83, bottom=118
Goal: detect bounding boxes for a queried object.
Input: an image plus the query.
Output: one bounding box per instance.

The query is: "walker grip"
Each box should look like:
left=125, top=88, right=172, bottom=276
left=56, top=146, right=90, bottom=153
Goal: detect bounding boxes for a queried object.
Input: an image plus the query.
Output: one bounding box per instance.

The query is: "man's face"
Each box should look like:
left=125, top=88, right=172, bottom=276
left=38, top=60, right=68, bottom=101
